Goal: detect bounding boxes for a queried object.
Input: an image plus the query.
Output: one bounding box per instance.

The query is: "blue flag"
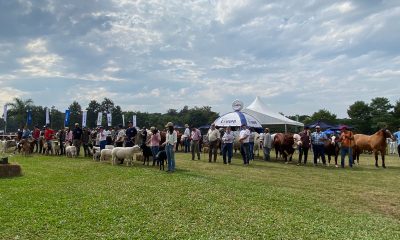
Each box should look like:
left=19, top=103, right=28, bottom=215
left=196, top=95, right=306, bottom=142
left=26, top=110, right=32, bottom=125
left=65, top=110, right=70, bottom=127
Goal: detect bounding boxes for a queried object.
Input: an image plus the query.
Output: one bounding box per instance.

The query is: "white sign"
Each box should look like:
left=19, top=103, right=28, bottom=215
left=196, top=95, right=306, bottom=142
left=132, top=115, right=137, bottom=127
left=82, top=111, right=87, bottom=127
left=232, top=100, right=244, bottom=111
left=97, top=112, right=103, bottom=126
left=107, top=113, right=112, bottom=127
left=122, top=114, right=125, bottom=127
left=45, top=108, right=50, bottom=124
left=3, top=105, right=7, bottom=122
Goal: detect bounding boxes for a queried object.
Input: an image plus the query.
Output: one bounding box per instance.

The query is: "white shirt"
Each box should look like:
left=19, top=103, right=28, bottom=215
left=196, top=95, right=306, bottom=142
left=165, top=130, right=177, bottom=145
left=207, top=128, right=220, bottom=142
left=239, top=129, right=250, bottom=143
left=183, top=128, right=190, bottom=138
left=222, top=131, right=234, bottom=144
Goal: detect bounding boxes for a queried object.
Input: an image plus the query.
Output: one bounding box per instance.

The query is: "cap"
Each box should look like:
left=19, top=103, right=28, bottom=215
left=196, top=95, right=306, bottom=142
left=165, top=122, right=173, bottom=127
left=75, top=123, right=79, bottom=126
left=185, top=124, right=189, bottom=128
left=340, top=126, right=347, bottom=130
left=315, top=125, right=321, bottom=129
left=150, top=126, right=155, bottom=131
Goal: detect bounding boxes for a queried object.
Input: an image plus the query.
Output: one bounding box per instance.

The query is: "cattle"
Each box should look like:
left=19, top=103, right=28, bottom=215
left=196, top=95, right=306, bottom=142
left=353, top=129, right=394, bottom=168
left=273, top=133, right=295, bottom=163
left=140, top=142, right=153, bottom=165
left=324, top=136, right=340, bottom=166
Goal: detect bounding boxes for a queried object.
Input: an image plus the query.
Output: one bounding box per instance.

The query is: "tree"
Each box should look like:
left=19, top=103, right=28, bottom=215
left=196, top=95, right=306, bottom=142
left=7, top=98, right=33, bottom=129
left=347, top=101, right=372, bottom=133
left=369, top=97, right=392, bottom=130
left=68, top=101, right=82, bottom=127
left=308, top=109, right=337, bottom=124
left=86, top=100, right=101, bottom=128
left=389, top=99, right=400, bottom=129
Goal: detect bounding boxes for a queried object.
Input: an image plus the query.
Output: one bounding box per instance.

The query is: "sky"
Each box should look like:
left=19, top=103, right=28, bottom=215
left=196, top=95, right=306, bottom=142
left=0, top=0, right=399, bottom=118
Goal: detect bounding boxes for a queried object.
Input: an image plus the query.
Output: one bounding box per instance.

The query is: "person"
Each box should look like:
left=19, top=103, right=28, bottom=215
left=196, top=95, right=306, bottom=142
left=248, top=128, right=255, bottom=160
left=182, top=124, right=191, bottom=153
left=44, top=125, right=55, bottom=153
left=221, top=126, right=234, bottom=164
left=394, top=127, right=400, bottom=158
left=115, top=124, right=125, bottom=147
left=65, top=127, right=73, bottom=146
left=98, top=126, right=107, bottom=150
left=262, top=128, right=272, bottom=161
left=32, top=126, right=41, bottom=152
left=311, top=125, right=328, bottom=166
left=298, top=126, right=311, bottom=165
left=72, top=123, right=83, bottom=156
left=125, top=121, right=137, bottom=147
left=191, top=127, right=202, bottom=160
left=338, top=126, right=354, bottom=168
left=22, top=126, right=31, bottom=139
left=58, top=128, right=66, bottom=155
left=206, top=123, right=220, bottom=163
left=105, top=127, right=112, bottom=145
left=239, top=124, right=251, bottom=165
left=141, top=127, right=148, bottom=145
left=17, top=127, right=23, bottom=141
left=82, top=127, right=90, bottom=157
left=162, top=122, right=177, bottom=172
left=150, top=127, right=161, bottom=165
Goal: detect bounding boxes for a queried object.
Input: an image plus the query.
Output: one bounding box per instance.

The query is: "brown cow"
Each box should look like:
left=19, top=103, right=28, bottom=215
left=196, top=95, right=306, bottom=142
left=353, top=129, right=394, bottom=168
left=273, top=133, right=295, bottom=163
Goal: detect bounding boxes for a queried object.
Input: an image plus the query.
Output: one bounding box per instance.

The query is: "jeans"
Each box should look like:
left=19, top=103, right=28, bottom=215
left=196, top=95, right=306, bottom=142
left=73, top=139, right=81, bottom=156
left=240, top=143, right=250, bottom=165
left=166, top=144, right=175, bottom=171
left=191, top=140, right=200, bottom=160
left=313, top=144, right=326, bottom=165
left=222, top=143, right=233, bottom=164
left=263, top=147, right=271, bottom=161
left=340, top=147, right=353, bottom=168
left=151, top=146, right=159, bottom=159
left=249, top=142, right=254, bottom=160
left=183, top=138, right=190, bottom=153
left=298, top=146, right=309, bottom=164
left=100, top=140, right=107, bottom=150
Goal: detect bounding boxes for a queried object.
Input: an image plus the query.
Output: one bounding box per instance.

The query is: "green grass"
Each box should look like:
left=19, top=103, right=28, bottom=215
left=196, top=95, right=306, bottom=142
left=1, top=151, right=399, bottom=239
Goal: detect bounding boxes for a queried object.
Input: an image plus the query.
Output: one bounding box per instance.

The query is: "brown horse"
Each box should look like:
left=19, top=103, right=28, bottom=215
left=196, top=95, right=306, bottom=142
left=353, top=129, right=394, bottom=168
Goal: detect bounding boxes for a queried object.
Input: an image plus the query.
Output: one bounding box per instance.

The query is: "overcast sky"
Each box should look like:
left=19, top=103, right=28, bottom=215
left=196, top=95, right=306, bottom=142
left=1, top=0, right=399, bottom=118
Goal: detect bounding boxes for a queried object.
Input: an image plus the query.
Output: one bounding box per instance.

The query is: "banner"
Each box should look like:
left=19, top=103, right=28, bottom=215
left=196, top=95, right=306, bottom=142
left=97, top=112, right=103, bottom=126
left=64, top=110, right=70, bottom=127
left=122, top=114, right=125, bottom=127
left=107, top=113, right=112, bottom=127
left=45, top=108, right=50, bottom=125
left=3, top=105, right=7, bottom=122
left=26, top=110, right=32, bottom=125
left=82, top=111, right=87, bottom=127
left=132, top=115, right=137, bottom=127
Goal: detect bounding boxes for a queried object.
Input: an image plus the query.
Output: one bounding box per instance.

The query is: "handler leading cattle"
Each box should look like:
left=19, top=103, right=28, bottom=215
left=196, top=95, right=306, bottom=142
left=311, top=125, right=328, bottom=166
left=337, top=126, right=354, bottom=168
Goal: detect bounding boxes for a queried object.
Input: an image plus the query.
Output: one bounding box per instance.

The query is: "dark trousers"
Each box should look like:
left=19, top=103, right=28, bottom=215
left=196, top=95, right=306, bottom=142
left=249, top=142, right=254, bottom=160
left=83, top=143, right=90, bottom=157
left=240, top=143, right=250, bottom=165
left=298, top=146, right=309, bottom=164
left=191, top=140, right=200, bottom=160
left=398, top=144, right=400, bottom=157
left=73, top=139, right=81, bottom=156
left=222, top=143, right=233, bottom=164
left=209, top=140, right=218, bottom=162
left=313, top=144, right=326, bottom=165
left=60, top=141, right=65, bottom=155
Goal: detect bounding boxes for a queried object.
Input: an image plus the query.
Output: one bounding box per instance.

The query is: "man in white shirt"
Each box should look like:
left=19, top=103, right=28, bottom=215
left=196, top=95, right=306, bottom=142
left=222, top=126, right=234, bottom=164
left=207, top=123, right=221, bottom=162
left=239, top=124, right=251, bottom=165
left=182, top=124, right=191, bottom=153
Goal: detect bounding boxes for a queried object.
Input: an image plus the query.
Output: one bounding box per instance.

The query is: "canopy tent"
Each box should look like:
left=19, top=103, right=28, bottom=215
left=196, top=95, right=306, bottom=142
left=242, top=96, right=304, bottom=131
left=213, top=111, right=262, bottom=129
left=305, top=120, right=335, bottom=129
left=198, top=125, right=211, bottom=129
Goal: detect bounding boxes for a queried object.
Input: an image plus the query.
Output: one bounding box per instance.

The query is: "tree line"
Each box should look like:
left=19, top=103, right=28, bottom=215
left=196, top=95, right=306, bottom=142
left=1, top=97, right=398, bottom=134
left=0, top=98, right=219, bottom=132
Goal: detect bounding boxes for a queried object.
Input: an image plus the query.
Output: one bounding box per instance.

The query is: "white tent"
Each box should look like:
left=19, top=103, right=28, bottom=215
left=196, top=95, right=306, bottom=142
left=242, top=96, right=304, bottom=130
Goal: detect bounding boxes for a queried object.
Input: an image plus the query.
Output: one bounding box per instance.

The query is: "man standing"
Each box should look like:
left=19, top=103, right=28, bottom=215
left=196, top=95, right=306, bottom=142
left=338, top=126, right=354, bottom=168
left=32, top=126, right=40, bottom=152
left=262, top=128, right=272, bottom=161
left=44, top=125, right=55, bottom=154
left=206, top=123, right=220, bottom=163
left=115, top=124, right=126, bottom=147
left=182, top=124, right=191, bottom=153
left=81, top=127, right=90, bottom=157
left=125, top=121, right=138, bottom=147
left=394, top=127, right=400, bottom=158
left=221, top=126, right=234, bottom=164
left=311, top=125, right=328, bottom=166
left=239, top=124, right=251, bottom=165
left=298, top=126, right=311, bottom=165
left=72, top=123, right=83, bottom=157
left=191, top=127, right=202, bottom=160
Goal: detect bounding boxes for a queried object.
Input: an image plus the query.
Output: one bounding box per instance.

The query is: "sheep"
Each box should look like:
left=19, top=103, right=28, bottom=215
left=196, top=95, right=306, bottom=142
left=105, top=145, right=114, bottom=150
left=65, top=145, right=77, bottom=158
left=91, top=146, right=101, bottom=161
left=53, top=141, right=60, bottom=155
left=111, top=146, right=141, bottom=166
left=100, top=149, right=112, bottom=162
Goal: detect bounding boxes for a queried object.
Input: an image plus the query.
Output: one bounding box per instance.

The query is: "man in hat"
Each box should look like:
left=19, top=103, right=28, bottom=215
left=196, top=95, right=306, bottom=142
left=182, top=123, right=191, bottom=153
left=261, top=128, right=272, bottom=161
left=239, top=124, right=251, bottom=165
left=125, top=121, right=137, bottom=147
left=206, top=123, right=221, bottom=163
left=72, top=123, right=83, bottom=157
left=338, top=126, right=354, bottom=168
left=298, top=126, right=311, bottom=165
left=393, top=127, right=400, bottom=158
left=311, top=125, right=328, bottom=166
left=190, top=127, right=202, bottom=160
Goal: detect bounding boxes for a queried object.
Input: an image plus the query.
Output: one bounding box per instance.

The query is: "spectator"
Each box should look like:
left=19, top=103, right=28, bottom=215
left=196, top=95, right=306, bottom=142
left=150, top=127, right=161, bottom=164
left=162, top=122, right=177, bottom=173
left=262, top=128, right=272, bottom=161
left=239, top=124, right=251, bottom=166
left=125, top=121, right=137, bottom=147
left=65, top=127, right=73, bottom=146
left=191, top=127, right=202, bottom=160
left=182, top=124, right=191, bottom=153
left=82, top=127, right=90, bottom=157
left=311, top=125, right=328, bottom=166
left=22, top=126, right=31, bottom=139
left=298, top=126, right=311, bottom=165
left=221, top=126, right=234, bottom=164
left=58, top=128, right=66, bottom=155
left=98, top=126, right=107, bottom=150
left=72, top=123, right=83, bottom=156
left=394, top=127, right=400, bottom=158
left=206, top=123, right=220, bottom=163
left=115, top=124, right=126, bottom=147
left=105, top=127, right=113, bottom=145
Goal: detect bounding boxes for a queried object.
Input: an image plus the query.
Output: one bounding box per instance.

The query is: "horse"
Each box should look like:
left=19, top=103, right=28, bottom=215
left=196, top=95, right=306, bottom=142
left=353, top=129, right=394, bottom=168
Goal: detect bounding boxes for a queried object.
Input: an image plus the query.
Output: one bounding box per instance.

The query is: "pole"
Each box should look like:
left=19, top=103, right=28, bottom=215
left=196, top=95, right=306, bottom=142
left=285, top=124, right=287, bottom=133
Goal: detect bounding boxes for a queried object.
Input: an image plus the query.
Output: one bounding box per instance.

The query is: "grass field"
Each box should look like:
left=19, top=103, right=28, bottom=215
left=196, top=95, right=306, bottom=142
left=1, top=151, right=399, bottom=239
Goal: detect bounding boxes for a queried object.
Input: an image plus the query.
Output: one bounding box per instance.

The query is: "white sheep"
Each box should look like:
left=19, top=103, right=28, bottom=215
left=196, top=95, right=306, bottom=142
left=111, top=146, right=141, bottom=166
left=100, top=149, right=112, bottom=162
left=105, top=145, right=114, bottom=150
left=91, top=146, right=101, bottom=161
left=65, top=145, right=77, bottom=158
